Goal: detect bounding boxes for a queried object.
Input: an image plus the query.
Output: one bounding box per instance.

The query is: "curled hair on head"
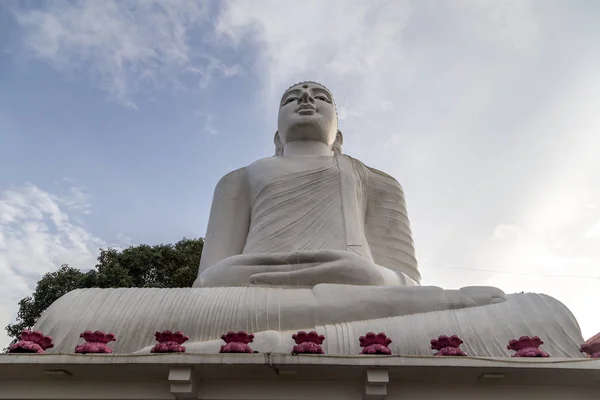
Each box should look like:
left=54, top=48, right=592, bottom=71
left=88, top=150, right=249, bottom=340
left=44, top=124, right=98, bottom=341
left=285, top=80, right=333, bottom=93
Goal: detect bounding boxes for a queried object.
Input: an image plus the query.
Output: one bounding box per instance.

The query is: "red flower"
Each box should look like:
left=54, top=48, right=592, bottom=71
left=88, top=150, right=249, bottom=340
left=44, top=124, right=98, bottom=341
left=75, top=331, right=116, bottom=354
left=507, top=336, right=549, bottom=357
left=580, top=341, right=600, bottom=358
left=8, top=330, right=54, bottom=354
left=430, top=335, right=467, bottom=356
left=151, top=330, right=189, bottom=353
left=293, top=331, right=325, bottom=345
left=220, top=331, right=254, bottom=353
left=292, top=331, right=325, bottom=354
left=359, top=332, right=392, bottom=355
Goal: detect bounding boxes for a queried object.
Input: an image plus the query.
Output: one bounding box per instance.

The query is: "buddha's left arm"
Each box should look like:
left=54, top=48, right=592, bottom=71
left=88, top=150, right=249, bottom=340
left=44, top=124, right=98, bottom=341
left=363, top=165, right=421, bottom=284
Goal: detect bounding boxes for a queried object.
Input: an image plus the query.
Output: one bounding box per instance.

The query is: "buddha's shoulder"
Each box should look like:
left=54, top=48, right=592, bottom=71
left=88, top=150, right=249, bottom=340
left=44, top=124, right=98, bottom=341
left=215, top=166, right=249, bottom=188
left=216, top=156, right=402, bottom=187
left=247, top=156, right=280, bottom=169
left=246, top=156, right=331, bottom=170
left=215, top=157, right=275, bottom=185
left=344, top=155, right=403, bottom=188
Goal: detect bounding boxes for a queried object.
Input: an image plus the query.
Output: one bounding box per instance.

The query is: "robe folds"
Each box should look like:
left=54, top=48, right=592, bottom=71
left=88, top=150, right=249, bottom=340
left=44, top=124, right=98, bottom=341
left=197, top=155, right=420, bottom=287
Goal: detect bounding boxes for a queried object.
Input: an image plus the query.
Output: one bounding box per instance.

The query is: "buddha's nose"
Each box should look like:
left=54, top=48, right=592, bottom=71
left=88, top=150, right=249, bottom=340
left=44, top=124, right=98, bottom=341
left=298, top=91, right=314, bottom=104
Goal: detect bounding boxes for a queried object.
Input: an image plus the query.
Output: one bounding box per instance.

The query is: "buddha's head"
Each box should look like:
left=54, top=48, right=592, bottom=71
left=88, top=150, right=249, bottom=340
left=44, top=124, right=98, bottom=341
left=275, top=81, right=343, bottom=156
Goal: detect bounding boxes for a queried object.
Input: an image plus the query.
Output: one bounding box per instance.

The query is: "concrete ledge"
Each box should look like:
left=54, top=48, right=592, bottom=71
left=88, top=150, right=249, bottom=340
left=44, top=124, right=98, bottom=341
left=1, top=352, right=599, bottom=367
left=1, top=353, right=599, bottom=382
left=1, top=354, right=599, bottom=399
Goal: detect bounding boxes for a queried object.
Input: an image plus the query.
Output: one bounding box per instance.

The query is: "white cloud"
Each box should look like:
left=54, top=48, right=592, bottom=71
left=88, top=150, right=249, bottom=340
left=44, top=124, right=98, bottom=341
left=54, top=178, right=93, bottom=215
left=587, top=220, right=600, bottom=239
left=195, top=111, right=220, bottom=136
left=215, top=0, right=540, bottom=118
left=14, top=0, right=240, bottom=107
left=450, top=0, right=539, bottom=49
left=0, top=183, right=108, bottom=349
left=216, top=0, right=413, bottom=118
left=189, top=58, right=243, bottom=89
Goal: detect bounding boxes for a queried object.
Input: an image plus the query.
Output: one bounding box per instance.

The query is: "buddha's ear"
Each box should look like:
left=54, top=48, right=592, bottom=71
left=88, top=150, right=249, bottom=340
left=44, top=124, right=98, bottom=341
left=274, top=131, right=284, bottom=156
left=333, top=130, right=343, bottom=155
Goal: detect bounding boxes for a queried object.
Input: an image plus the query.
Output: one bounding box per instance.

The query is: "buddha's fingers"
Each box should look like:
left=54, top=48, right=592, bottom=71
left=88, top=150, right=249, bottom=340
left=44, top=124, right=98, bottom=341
left=458, top=286, right=506, bottom=306
left=218, top=250, right=358, bottom=266
left=249, top=260, right=385, bottom=287
left=199, top=262, right=323, bottom=287
left=437, top=286, right=506, bottom=312
left=199, top=250, right=383, bottom=287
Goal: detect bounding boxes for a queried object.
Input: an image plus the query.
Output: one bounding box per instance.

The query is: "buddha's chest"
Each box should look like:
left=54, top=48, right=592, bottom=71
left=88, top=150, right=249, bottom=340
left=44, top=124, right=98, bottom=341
left=243, top=156, right=370, bottom=253
left=246, top=157, right=342, bottom=202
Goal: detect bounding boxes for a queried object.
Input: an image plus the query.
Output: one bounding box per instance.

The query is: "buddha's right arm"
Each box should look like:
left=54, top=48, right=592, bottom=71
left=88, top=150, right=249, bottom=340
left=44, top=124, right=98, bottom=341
left=194, top=168, right=251, bottom=287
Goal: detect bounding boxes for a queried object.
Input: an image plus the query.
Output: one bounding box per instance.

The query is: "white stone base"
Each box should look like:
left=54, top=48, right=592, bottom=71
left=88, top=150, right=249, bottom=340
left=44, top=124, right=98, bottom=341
left=0, top=354, right=598, bottom=399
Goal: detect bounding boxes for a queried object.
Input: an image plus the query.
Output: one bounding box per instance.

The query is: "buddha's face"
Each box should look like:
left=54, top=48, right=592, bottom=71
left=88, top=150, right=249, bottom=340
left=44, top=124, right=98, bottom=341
left=277, top=82, right=338, bottom=146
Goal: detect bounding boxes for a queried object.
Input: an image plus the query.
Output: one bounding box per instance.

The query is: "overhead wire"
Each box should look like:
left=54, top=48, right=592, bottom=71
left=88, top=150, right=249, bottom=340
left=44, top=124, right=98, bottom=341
left=424, top=264, right=600, bottom=280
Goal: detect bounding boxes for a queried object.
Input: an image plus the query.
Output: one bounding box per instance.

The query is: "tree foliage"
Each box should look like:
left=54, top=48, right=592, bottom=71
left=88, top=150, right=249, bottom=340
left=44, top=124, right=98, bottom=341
left=5, top=237, right=203, bottom=344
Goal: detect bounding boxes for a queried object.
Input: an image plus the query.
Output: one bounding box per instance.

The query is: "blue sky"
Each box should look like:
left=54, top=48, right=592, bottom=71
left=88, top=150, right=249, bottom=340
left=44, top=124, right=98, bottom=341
left=1, top=0, right=599, bottom=347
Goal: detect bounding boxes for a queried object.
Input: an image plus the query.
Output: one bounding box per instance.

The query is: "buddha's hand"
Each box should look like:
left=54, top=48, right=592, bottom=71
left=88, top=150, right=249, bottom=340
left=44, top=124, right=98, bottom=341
left=196, top=250, right=392, bottom=288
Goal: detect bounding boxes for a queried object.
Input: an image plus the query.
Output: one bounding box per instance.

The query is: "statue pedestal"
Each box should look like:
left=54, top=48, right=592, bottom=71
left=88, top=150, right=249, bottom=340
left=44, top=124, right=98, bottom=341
left=1, top=353, right=598, bottom=399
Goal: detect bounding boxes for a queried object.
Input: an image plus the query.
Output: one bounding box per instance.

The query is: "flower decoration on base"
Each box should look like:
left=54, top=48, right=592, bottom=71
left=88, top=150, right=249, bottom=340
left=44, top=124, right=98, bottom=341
left=220, top=331, right=254, bottom=353
left=8, top=330, right=54, bottom=354
left=292, top=331, right=325, bottom=354
left=507, top=336, right=549, bottom=357
left=75, top=331, right=116, bottom=354
left=151, top=330, right=189, bottom=353
left=580, top=338, right=600, bottom=358
left=359, top=332, right=392, bottom=355
left=431, top=335, right=468, bottom=356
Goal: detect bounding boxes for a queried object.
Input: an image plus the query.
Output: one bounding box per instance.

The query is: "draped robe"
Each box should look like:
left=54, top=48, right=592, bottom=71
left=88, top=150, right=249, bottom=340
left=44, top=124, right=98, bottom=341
left=194, top=154, right=420, bottom=287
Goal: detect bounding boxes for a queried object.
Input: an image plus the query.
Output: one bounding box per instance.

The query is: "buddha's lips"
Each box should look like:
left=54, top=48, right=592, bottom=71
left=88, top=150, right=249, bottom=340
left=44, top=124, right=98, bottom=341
left=296, top=104, right=316, bottom=113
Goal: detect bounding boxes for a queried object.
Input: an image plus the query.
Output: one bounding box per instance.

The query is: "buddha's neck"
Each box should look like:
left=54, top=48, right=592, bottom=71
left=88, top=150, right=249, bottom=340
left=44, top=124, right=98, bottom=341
left=283, top=141, right=333, bottom=157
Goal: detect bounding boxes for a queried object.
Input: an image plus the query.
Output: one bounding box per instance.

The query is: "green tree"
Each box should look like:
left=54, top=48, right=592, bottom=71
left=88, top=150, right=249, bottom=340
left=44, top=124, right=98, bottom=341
left=5, top=237, right=203, bottom=345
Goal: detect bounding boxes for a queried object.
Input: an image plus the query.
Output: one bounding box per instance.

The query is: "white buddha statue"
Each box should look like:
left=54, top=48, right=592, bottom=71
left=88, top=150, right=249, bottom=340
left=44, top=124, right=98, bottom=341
left=34, top=82, right=585, bottom=357
left=196, top=80, right=423, bottom=289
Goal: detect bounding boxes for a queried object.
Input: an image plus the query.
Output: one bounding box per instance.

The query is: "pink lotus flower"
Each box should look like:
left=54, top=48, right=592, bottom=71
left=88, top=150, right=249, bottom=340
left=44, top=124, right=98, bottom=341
left=75, top=331, right=116, bottom=354
left=151, top=330, right=189, bottom=353
left=580, top=341, right=600, bottom=358
left=430, top=335, right=467, bottom=356
left=8, top=330, right=54, bottom=354
left=292, top=331, right=325, bottom=354
left=220, top=331, right=254, bottom=353
left=359, top=332, right=392, bottom=355
left=507, top=336, right=549, bottom=358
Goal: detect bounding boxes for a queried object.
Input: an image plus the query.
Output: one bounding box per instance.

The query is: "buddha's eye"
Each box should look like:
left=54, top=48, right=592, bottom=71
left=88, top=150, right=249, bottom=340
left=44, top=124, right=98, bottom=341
left=315, top=96, right=330, bottom=103
left=284, top=97, right=297, bottom=105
